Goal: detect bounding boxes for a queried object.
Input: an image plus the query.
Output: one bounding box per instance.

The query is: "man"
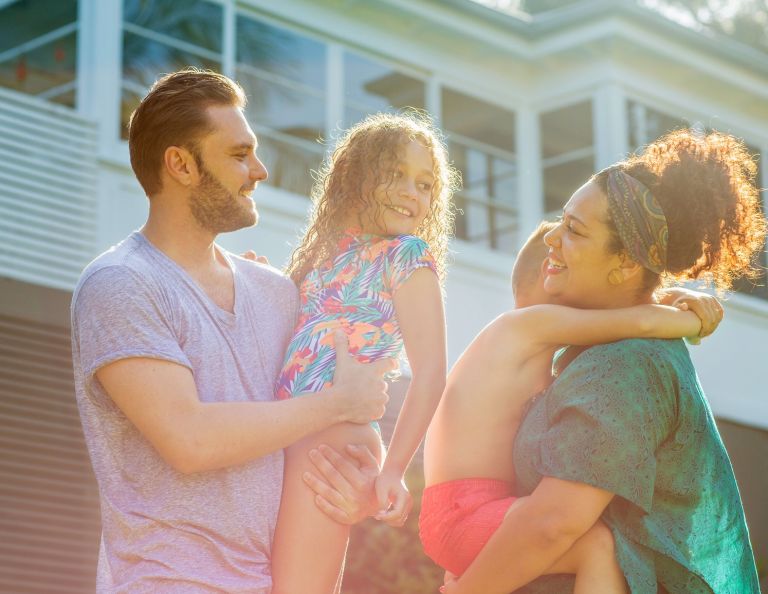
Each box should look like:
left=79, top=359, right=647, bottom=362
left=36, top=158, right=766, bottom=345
left=71, top=68, right=393, bottom=593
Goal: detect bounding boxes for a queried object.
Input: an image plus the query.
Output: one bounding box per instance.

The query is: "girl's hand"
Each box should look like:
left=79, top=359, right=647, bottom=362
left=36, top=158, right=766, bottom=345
left=240, top=250, right=269, bottom=265
left=374, top=468, right=413, bottom=527
left=661, top=288, right=724, bottom=338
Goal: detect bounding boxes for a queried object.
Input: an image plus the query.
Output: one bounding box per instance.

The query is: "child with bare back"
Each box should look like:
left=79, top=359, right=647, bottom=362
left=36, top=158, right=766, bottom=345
left=420, top=221, right=719, bottom=594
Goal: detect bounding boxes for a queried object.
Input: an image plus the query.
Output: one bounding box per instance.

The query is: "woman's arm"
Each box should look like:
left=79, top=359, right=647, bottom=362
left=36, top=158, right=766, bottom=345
left=516, top=303, right=702, bottom=349
left=376, top=267, right=446, bottom=522
left=448, top=477, right=614, bottom=594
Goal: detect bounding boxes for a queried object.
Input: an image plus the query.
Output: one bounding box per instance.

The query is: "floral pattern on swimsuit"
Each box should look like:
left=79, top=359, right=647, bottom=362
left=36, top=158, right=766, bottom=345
left=275, top=230, right=436, bottom=400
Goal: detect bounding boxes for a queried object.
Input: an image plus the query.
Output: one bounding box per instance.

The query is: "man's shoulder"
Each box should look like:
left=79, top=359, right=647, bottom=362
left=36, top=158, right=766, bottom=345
left=73, top=234, right=158, bottom=306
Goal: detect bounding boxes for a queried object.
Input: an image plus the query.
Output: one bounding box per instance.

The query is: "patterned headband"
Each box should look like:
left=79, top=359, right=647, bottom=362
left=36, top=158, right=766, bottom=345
left=605, top=169, right=668, bottom=274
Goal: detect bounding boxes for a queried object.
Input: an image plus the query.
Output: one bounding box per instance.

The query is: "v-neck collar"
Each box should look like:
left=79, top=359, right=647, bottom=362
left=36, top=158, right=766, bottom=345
left=135, top=232, right=239, bottom=323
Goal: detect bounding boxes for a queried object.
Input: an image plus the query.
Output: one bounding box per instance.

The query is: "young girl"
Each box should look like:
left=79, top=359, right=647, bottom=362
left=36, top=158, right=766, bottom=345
left=422, top=221, right=721, bottom=594
left=270, top=112, right=459, bottom=594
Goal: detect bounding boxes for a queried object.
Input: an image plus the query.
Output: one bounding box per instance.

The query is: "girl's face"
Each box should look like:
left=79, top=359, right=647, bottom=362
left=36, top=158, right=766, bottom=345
left=543, top=180, right=626, bottom=308
left=359, top=139, right=435, bottom=236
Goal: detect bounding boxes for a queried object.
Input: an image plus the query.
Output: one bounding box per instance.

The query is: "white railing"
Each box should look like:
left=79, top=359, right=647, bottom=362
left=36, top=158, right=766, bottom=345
left=0, top=87, right=98, bottom=291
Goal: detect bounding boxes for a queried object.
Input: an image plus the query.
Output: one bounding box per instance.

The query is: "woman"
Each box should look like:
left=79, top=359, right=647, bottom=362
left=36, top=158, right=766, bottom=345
left=442, top=129, right=766, bottom=593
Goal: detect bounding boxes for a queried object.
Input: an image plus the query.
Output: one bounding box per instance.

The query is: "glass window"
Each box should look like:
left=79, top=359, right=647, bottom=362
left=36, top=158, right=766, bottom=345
left=627, top=100, right=688, bottom=150
left=443, top=89, right=517, bottom=251
left=343, top=52, right=424, bottom=126
left=236, top=15, right=326, bottom=197
left=540, top=100, right=594, bottom=216
left=120, top=0, right=223, bottom=137
left=0, top=0, right=78, bottom=107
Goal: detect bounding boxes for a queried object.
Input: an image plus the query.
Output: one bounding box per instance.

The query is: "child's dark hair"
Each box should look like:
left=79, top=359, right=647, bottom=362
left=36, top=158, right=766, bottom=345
left=512, top=221, right=558, bottom=300
left=286, top=111, right=461, bottom=286
left=593, top=129, right=766, bottom=293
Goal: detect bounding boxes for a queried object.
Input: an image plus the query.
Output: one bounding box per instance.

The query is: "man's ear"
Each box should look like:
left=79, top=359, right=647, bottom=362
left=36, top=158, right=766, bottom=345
left=163, top=145, right=199, bottom=187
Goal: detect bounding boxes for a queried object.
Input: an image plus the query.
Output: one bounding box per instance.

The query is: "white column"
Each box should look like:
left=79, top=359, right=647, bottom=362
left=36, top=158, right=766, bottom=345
left=516, top=105, right=543, bottom=249
left=593, top=83, right=628, bottom=170
left=76, top=0, right=123, bottom=154
left=222, top=0, right=236, bottom=78
left=325, top=44, right=344, bottom=141
left=426, top=77, right=441, bottom=128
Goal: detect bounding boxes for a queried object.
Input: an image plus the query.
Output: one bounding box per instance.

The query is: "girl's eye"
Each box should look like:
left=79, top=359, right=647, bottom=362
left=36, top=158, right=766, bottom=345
left=418, top=182, right=432, bottom=192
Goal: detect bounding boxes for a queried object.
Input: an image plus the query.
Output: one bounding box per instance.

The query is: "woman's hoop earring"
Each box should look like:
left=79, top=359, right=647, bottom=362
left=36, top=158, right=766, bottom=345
left=607, top=269, right=624, bottom=286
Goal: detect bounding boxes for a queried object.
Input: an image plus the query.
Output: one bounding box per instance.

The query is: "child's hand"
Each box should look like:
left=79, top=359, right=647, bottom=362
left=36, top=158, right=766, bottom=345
left=663, top=288, right=724, bottom=338
left=240, top=250, right=269, bottom=265
left=373, top=468, right=412, bottom=527
left=439, top=572, right=460, bottom=594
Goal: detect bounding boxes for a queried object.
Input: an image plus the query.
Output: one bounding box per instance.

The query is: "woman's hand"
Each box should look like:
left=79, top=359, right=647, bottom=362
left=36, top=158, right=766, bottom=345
left=657, top=287, right=724, bottom=339
left=373, top=468, right=413, bottom=527
left=302, top=443, right=380, bottom=525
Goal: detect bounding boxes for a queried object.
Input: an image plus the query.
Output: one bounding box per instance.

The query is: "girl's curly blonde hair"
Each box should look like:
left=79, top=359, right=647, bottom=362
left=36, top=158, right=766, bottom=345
left=286, top=111, right=461, bottom=286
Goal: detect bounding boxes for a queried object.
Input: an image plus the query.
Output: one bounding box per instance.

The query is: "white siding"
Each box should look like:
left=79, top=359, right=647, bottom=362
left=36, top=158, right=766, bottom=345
left=0, top=88, right=98, bottom=291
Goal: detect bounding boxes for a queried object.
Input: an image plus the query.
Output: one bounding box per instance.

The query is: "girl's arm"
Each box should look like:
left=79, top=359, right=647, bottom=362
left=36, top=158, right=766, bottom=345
left=514, top=303, right=703, bottom=350
left=377, top=267, right=446, bottom=522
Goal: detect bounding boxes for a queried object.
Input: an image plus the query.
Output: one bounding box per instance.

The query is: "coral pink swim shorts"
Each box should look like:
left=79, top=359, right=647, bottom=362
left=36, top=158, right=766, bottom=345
left=418, top=478, right=516, bottom=576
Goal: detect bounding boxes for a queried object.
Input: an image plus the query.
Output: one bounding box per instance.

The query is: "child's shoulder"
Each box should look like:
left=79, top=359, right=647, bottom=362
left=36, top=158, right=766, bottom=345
left=384, top=234, right=431, bottom=256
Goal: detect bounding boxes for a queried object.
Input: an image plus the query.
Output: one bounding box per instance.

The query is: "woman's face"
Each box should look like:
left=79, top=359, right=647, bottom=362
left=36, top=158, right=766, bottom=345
left=543, top=180, right=625, bottom=308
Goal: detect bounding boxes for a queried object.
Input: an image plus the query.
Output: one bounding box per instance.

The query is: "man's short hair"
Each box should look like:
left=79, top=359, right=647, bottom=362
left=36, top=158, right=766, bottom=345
left=128, top=68, right=247, bottom=196
left=511, top=221, right=558, bottom=299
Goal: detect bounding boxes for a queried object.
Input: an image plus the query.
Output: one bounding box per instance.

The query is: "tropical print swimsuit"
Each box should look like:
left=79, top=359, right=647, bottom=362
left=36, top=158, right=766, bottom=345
left=275, top=230, right=436, bottom=403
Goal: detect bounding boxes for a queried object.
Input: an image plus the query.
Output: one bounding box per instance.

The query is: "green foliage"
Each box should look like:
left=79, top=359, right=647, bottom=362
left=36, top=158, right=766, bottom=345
left=341, top=464, right=443, bottom=594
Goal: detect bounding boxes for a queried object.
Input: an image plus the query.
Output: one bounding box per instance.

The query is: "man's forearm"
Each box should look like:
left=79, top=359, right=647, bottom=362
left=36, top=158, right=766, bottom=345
left=176, top=388, right=348, bottom=473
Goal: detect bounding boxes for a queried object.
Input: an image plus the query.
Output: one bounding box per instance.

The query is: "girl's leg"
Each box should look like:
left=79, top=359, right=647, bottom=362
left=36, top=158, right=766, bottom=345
left=544, top=520, right=628, bottom=594
left=271, top=422, right=382, bottom=594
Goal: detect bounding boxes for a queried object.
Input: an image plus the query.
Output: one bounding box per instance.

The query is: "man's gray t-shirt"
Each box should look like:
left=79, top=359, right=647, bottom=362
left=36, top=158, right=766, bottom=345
left=71, top=232, right=298, bottom=593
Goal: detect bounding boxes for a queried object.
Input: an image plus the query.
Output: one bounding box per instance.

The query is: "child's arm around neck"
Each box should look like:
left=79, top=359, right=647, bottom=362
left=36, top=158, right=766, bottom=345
left=510, top=303, right=702, bottom=352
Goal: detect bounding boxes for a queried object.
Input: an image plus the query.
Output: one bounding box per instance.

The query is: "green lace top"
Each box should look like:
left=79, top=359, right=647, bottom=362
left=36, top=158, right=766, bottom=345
left=512, top=338, right=759, bottom=594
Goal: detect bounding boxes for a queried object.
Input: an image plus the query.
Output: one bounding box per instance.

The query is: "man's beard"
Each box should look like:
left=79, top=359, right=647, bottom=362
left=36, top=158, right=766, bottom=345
left=189, top=164, right=258, bottom=234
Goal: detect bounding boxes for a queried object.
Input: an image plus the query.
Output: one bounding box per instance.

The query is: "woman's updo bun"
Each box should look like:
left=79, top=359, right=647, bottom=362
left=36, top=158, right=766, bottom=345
left=594, top=129, right=766, bottom=292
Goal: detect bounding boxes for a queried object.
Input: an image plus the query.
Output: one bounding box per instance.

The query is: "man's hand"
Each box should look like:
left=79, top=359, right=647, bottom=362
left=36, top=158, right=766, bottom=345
left=240, top=250, right=269, bottom=265
left=658, top=287, right=724, bottom=338
left=302, top=444, right=380, bottom=525
left=331, top=331, right=395, bottom=424
left=373, top=468, right=413, bottom=527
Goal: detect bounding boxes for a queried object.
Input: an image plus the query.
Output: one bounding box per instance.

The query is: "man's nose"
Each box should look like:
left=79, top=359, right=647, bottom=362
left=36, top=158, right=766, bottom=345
left=251, top=155, right=268, bottom=182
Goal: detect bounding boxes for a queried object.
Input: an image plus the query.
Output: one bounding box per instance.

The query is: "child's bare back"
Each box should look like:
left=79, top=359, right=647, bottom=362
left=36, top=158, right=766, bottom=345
left=424, top=311, right=557, bottom=486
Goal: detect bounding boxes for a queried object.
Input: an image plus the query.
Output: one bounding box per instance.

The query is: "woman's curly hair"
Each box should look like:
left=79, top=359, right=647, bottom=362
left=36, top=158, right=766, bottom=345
left=286, top=111, right=461, bottom=286
left=594, top=129, right=767, bottom=293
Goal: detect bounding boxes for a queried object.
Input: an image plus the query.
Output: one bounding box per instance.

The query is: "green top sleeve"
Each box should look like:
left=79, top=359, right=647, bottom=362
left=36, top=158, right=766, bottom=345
left=534, top=339, right=678, bottom=512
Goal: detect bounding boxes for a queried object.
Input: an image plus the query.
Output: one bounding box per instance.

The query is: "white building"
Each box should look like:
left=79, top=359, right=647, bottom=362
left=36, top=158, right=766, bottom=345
left=0, top=0, right=766, bottom=591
